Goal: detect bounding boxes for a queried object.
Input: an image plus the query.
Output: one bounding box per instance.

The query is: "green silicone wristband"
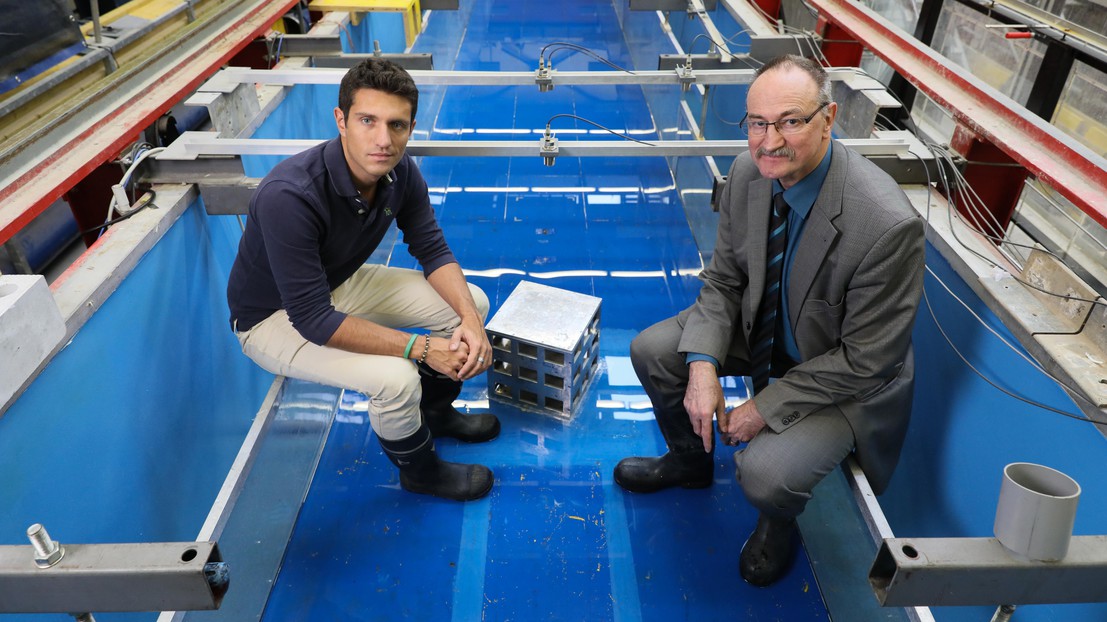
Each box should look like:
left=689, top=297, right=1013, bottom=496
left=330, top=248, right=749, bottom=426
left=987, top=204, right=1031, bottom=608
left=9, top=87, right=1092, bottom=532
left=403, top=334, right=418, bottom=359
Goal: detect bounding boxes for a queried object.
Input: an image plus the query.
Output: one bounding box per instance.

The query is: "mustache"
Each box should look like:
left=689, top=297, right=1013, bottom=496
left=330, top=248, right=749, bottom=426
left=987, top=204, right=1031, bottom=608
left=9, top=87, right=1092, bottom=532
left=756, top=146, right=795, bottom=159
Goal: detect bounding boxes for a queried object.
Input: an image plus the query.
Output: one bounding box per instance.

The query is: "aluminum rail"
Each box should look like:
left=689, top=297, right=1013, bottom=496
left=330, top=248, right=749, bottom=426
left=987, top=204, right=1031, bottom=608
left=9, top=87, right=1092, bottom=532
left=156, top=131, right=912, bottom=159
left=805, top=0, right=1107, bottom=229
left=202, top=66, right=876, bottom=88
left=0, top=0, right=299, bottom=247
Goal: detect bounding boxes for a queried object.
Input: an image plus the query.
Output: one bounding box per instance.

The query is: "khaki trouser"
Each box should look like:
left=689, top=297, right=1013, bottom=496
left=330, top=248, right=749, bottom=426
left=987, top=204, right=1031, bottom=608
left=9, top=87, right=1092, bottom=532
left=236, top=264, right=489, bottom=440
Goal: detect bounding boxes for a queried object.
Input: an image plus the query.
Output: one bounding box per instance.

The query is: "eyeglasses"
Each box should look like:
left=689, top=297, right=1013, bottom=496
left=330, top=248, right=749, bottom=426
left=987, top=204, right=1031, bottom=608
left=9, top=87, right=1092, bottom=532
left=740, top=102, right=829, bottom=136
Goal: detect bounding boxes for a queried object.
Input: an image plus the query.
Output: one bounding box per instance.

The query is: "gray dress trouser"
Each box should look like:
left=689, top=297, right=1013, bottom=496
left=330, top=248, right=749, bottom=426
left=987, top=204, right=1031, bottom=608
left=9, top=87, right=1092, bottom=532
left=630, top=314, right=855, bottom=518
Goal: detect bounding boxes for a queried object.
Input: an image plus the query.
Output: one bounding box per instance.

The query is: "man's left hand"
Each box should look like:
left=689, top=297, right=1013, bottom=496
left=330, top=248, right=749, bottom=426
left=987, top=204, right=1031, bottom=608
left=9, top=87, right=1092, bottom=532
left=453, top=317, right=491, bottom=380
left=718, top=399, right=768, bottom=446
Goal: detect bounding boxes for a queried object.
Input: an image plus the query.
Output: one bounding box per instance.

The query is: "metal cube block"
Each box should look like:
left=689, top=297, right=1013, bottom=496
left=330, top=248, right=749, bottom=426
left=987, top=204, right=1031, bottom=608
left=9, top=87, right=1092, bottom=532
left=485, top=281, right=601, bottom=419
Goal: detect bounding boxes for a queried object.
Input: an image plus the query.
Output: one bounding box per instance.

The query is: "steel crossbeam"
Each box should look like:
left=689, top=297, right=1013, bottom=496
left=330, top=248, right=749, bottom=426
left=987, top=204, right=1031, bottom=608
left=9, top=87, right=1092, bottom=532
left=200, top=66, right=878, bottom=88
left=805, top=0, right=1107, bottom=229
left=156, top=131, right=912, bottom=159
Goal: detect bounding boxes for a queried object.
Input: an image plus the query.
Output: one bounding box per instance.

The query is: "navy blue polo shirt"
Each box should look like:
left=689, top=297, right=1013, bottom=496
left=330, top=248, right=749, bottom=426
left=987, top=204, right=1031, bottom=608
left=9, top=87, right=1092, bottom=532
left=227, top=137, right=455, bottom=345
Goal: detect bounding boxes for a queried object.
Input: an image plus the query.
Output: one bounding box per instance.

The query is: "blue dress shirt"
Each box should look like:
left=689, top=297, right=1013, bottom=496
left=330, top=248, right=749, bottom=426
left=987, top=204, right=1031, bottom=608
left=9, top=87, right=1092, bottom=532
left=687, top=143, right=834, bottom=369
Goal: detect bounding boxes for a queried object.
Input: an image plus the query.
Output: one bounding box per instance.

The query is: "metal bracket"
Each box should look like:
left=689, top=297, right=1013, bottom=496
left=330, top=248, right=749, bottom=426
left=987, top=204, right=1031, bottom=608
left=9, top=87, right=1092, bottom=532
left=138, top=156, right=258, bottom=216
left=676, top=62, right=696, bottom=93
left=974, top=248, right=1107, bottom=408
left=536, top=63, right=555, bottom=92
left=658, top=53, right=734, bottom=71
left=833, top=71, right=904, bottom=139
left=185, top=80, right=262, bottom=139
left=749, top=35, right=824, bottom=64
left=274, top=33, right=343, bottom=56
left=870, top=536, right=1107, bottom=607
left=539, top=132, right=559, bottom=166
left=0, top=538, right=227, bottom=613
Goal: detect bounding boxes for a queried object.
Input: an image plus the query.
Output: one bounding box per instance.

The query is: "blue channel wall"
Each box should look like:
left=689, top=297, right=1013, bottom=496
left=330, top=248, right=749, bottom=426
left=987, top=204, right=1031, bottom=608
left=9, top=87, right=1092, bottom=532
left=0, top=199, right=272, bottom=622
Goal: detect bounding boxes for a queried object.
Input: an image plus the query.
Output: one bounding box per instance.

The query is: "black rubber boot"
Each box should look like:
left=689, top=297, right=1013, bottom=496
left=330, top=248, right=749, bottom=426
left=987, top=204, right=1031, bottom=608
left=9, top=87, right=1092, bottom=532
left=419, top=364, right=500, bottom=443
left=613, top=404, right=714, bottom=493
left=739, top=513, right=798, bottom=587
left=614, top=450, right=714, bottom=493
left=378, top=424, right=494, bottom=501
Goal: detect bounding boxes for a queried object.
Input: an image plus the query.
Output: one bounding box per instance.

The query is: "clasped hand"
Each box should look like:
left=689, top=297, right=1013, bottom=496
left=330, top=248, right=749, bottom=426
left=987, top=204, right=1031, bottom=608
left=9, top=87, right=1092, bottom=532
left=424, top=319, right=491, bottom=381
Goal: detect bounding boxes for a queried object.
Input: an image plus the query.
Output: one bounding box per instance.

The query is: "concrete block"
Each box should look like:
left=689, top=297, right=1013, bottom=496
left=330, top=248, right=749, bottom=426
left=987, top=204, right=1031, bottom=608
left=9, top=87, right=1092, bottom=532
left=0, top=275, right=66, bottom=408
left=485, top=281, right=601, bottom=419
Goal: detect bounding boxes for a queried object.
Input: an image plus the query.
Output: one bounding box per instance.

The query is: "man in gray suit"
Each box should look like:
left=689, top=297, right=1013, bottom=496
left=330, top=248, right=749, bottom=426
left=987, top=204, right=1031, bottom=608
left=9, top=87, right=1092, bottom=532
left=614, top=55, right=925, bottom=587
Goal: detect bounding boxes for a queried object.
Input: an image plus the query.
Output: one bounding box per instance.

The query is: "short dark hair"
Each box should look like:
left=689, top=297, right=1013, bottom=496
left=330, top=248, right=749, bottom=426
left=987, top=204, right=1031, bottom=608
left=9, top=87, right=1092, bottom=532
left=754, top=55, right=833, bottom=111
left=338, top=58, right=419, bottom=122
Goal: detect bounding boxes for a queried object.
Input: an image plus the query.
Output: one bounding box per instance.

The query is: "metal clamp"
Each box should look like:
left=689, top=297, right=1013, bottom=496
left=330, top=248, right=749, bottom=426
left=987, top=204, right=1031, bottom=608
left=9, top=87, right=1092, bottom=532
left=539, top=131, right=559, bottom=166
left=677, top=56, right=695, bottom=93
left=535, top=61, right=555, bottom=92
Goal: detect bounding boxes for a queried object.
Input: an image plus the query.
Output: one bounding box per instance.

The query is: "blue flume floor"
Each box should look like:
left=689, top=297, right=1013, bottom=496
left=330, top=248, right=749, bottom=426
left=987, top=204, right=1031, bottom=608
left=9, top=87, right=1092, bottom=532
left=257, top=1, right=830, bottom=620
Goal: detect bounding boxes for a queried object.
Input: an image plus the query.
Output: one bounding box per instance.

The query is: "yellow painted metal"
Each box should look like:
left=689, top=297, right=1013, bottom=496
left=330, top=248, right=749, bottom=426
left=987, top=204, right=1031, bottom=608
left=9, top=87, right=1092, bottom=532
left=80, top=0, right=191, bottom=27
left=307, top=0, right=422, bottom=47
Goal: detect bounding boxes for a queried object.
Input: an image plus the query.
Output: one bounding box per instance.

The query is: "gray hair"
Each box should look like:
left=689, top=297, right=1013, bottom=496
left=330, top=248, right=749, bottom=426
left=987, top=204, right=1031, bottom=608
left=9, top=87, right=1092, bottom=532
left=754, top=55, right=833, bottom=117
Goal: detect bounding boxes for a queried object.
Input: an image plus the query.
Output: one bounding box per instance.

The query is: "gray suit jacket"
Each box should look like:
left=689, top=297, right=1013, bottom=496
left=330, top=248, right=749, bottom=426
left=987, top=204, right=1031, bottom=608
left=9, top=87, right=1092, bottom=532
left=678, top=141, right=925, bottom=494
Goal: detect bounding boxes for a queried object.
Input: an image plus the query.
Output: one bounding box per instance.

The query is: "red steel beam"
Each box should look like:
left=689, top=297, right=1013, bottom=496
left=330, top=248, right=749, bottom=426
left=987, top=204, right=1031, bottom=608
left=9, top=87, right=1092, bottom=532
left=0, top=0, right=298, bottom=246
left=805, top=0, right=1107, bottom=230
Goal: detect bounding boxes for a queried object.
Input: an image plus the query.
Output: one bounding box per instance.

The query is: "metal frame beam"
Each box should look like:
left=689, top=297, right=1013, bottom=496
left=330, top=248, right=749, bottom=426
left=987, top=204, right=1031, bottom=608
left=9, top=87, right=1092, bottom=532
left=143, top=132, right=936, bottom=214
left=200, top=66, right=874, bottom=88
left=804, top=0, right=1107, bottom=230
left=312, top=53, right=434, bottom=70
left=871, top=536, right=1107, bottom=607
left=156, top=132, right=914, bottom=159
left=0, top=540, right=225, bottom=613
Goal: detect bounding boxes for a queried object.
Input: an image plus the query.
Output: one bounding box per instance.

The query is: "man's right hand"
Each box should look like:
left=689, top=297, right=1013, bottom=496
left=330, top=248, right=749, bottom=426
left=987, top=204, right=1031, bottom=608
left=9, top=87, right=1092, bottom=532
left=422, top=336, right=470, bottom=381
left=684, top=360, right=725, bottom=453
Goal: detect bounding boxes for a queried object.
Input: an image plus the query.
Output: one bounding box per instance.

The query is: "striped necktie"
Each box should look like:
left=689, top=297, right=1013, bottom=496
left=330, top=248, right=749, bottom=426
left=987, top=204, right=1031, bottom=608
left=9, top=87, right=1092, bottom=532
left=750, top=193, right=790, bottom=394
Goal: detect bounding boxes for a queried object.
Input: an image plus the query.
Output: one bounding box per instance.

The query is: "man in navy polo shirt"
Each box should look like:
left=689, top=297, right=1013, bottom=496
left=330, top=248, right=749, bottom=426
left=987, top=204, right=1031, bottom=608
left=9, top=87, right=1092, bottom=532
left=227, top=59, right=497, bottom=501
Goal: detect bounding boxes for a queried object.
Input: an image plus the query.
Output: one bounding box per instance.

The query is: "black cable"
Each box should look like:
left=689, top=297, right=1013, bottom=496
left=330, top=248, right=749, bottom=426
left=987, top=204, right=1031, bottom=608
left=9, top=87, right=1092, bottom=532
left=687, top=32, right=751, bottom=56
left=544, top=113, right=656, bottom=146
left=540, top=41, right=634, bottom=74
left=83, top=191, right=156, bottom=237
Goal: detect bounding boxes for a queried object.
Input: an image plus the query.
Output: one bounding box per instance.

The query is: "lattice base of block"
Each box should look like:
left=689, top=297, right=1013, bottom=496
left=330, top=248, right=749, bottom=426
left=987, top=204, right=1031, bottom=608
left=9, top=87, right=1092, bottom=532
left=484, top=281, right=601, bottom=419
